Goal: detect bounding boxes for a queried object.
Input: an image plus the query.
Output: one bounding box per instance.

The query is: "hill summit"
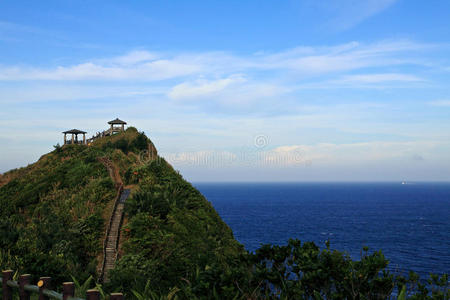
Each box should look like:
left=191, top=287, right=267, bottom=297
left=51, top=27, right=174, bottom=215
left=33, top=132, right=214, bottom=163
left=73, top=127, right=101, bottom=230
left=0, top=127, right=243, bottom=294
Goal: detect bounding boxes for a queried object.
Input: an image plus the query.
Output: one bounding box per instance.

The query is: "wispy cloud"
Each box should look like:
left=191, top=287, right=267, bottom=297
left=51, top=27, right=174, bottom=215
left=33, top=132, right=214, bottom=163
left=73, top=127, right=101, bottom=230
left=161, top=140, right=447, bottom=170
left=324, top=0, right=399, bottom=31
left=0, top=40, right=432, bottom=82
left=167, top=75, right=290, bottom=107
left=0, top=60, right=202, bottom=81
left=0, top=20, right=66, bottom=43
left=0, top=39, right=444, bottom=123
left=0, top=21, right=48, bottom=36
left=331, top=73, right=424, bottom=86
left=430, top=100, right=450, bottom=107
left=110, top=50, right=159, bottom=65
left=168, top=75, right=246, bottom=100
left=257, top=140, right=445, bottom=167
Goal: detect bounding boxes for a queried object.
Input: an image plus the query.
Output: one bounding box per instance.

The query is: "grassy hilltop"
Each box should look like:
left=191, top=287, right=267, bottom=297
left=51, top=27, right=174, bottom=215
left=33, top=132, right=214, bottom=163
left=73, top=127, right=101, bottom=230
left=0, top=128, right=448, bottom=299
left=0, top=127, right=243, bottom=296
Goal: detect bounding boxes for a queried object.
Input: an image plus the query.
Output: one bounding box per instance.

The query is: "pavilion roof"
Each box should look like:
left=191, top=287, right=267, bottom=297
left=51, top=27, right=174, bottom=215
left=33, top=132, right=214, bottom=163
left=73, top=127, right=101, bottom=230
left=108, top=118, right=127, bottom=125
left=63, top=129, right=87, bottom=134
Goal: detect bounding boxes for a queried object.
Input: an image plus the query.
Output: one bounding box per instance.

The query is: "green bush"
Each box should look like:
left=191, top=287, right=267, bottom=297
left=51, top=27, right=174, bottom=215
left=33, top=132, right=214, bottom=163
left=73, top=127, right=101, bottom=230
left=113, top=138, right=129, bottom=153
left=130, top=132, right=148, bottom=152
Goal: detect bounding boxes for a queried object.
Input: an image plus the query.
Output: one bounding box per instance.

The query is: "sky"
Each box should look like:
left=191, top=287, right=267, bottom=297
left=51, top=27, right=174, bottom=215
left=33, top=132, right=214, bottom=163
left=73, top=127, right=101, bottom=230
left=1, top=0, right=450, bottom=181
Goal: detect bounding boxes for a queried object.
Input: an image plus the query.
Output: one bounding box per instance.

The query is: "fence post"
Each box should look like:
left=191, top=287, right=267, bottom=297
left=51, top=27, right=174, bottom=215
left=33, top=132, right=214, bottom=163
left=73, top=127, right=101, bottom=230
left=38, top=277, right=51, bottom=300
left=2, top=270, right=13, bottom=300
left=110, top=293, right=124, bottom=300
left=86, top=289, right=100, bottom=300
left=62, top=282, right=75, bottom=300
left=19, top=274, right=31, bottom=300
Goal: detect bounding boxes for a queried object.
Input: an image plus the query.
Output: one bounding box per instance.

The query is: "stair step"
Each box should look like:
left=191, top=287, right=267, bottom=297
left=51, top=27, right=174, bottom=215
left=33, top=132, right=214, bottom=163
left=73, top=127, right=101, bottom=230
left=100, top=189, right=130, bottom=281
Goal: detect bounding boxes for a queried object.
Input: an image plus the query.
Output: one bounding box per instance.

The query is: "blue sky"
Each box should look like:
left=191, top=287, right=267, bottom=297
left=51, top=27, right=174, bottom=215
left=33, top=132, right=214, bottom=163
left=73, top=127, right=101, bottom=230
left=1, top=0, right=450, bottom=181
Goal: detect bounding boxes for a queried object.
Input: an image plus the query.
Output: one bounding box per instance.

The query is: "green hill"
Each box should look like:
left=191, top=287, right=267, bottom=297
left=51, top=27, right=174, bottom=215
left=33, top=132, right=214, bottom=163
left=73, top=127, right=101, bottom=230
left=0, top=127, right=244, bottom=295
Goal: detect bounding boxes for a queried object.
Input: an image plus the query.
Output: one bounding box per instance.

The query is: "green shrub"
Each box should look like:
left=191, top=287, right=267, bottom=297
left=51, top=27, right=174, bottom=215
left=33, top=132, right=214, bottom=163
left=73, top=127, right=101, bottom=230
left=130, top=132, right=148, bottom=152
left=113, top=138, right=129, bottom=153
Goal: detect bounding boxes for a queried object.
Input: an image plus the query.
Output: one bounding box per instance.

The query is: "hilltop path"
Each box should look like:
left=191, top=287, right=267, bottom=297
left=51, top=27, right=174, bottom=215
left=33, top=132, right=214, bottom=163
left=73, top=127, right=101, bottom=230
left=98, top=157, right=129, bottom=283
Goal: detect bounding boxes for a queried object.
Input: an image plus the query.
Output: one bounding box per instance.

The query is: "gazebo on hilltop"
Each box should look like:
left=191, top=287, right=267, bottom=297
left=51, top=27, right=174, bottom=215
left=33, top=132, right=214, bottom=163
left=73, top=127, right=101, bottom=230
left=63, top=129, right=87, bottom=145
left=108, top=118, right=127, bottom=135
left=62, top=118, right=128, bottom=145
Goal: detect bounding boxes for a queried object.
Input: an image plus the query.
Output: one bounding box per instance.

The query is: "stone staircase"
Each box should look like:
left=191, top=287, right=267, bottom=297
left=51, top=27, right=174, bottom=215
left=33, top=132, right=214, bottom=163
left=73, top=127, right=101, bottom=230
left=101, top=188, right=130, bottom=283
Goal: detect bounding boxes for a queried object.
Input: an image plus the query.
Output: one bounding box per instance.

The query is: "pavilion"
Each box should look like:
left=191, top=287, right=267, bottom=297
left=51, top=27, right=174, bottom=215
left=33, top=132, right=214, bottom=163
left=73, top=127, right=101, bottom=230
left=63, top=129, right=87, bottom=145
left=108, top=118, right=127, bottom=135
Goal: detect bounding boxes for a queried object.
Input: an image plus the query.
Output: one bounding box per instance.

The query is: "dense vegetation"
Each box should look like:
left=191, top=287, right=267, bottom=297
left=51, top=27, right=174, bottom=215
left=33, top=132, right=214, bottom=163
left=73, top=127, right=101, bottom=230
left=0, top=128, right=448, bottom=299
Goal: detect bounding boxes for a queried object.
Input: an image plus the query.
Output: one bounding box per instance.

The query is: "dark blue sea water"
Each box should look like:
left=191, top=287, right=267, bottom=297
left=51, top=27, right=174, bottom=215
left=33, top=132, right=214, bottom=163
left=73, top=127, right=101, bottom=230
left=194, top=182, right=450, bottom=277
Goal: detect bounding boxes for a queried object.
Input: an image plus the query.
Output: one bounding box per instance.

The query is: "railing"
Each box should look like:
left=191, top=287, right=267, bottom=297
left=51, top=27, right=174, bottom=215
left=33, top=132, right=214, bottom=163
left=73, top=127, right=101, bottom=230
left=64, top=140, right=85, bottom=145
left=1, top=270, right=123, bottom=300
left=87, top=127, right=126, bottom=144
left=87, top=128, right=114, bottom=144
left=99, top=184, right=124, bottom=283
left=87, top=129, right=111, bottom=143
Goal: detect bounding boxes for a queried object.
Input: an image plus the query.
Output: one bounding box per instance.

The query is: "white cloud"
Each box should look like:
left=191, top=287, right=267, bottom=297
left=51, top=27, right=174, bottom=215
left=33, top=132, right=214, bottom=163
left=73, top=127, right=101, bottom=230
left=333, top=73, right=424, bottom=84
left=262, top=40, right=428, bottom=75
left=0, top=83, right=166, bottom=103
left=0, top=20, right=59, bottom=39
left=163, top=150, right=237, bottom=167
left=0, top=59, right=202, bottom=81
left=266, top=141, right=444, bottom=167
left=430, top=100, right=450, bottom=107
left=168, top=75, right=246, bottom=100
left=247, top=141, right=444, bottom=170
left=111, top=50, right=159, bottom=65
left=167, top=75, right=291, bottom=106
left=325, top=0, right=398, bottom=31
left=159, top=140, right=449, bottom=171
left=0, top=40, right=432, bottom=82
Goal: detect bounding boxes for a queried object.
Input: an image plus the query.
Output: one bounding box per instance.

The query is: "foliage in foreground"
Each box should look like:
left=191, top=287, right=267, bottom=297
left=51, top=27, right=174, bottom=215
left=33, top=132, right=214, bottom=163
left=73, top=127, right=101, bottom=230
left=113, top=239, right=448, bottom=300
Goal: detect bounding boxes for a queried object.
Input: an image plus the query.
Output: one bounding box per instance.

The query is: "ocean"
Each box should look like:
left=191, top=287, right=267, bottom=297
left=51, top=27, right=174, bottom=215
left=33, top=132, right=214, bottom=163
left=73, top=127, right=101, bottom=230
left=194, top=182, right=450, bottom=278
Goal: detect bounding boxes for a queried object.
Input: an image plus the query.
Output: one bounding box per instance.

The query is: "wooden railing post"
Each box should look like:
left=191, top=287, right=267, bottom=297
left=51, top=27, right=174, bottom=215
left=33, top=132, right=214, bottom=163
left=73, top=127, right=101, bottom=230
left=62, top=282, right=75, bottom=300
left=2, top=270, right=13, bottom=300
left=86, top=289, right=100, bottom=300
left=18, top=274, right=31, bottom=300
left=110, top=292, right=124, bottom=300
left=38, top=277, right=51, bottom=300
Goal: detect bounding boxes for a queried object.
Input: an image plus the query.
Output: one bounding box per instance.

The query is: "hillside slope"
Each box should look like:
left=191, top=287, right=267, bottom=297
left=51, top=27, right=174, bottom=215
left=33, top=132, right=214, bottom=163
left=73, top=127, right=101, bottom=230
left=0, top=127, right=243, bottom=294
